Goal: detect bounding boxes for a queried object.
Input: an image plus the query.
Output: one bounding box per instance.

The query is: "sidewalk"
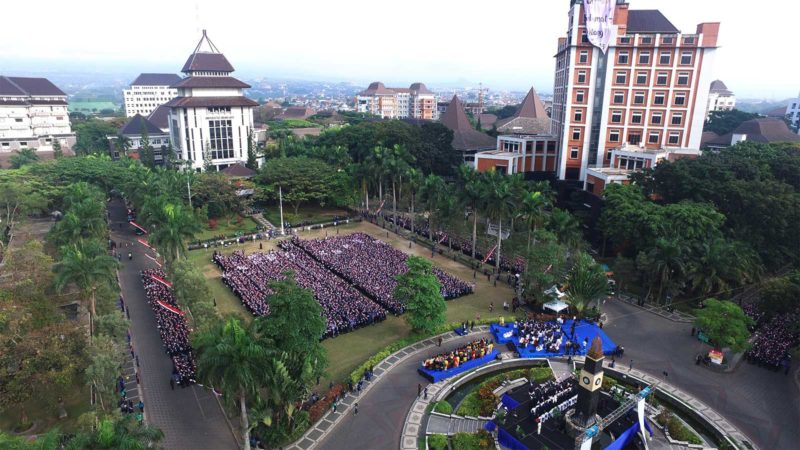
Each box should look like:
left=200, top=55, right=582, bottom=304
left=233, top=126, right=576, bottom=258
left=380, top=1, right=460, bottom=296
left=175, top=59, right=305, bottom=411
left=616, top=294, right=694, bottom=323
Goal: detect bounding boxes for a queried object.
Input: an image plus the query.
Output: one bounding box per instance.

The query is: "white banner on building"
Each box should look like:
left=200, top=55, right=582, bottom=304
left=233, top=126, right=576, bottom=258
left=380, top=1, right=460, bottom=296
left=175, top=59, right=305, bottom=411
left=583, top=0, right=616, bottom=53
left=637, top=397, right=650, bottom=449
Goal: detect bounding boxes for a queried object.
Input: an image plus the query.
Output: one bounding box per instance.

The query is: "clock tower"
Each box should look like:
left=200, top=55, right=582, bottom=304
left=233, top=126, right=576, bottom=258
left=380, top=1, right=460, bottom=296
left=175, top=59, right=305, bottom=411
left=575, top=336, right=605, bottom=427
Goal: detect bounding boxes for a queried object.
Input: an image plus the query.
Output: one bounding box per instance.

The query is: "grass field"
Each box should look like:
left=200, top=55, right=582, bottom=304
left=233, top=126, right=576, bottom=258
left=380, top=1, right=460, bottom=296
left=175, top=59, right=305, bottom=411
left=262, top=205, right=350, bottom=227
left=68, top=101, right=119, bottom=113
left=193, top=215, right=260, bottom=242
left=187, top=220, right=515, bottom=387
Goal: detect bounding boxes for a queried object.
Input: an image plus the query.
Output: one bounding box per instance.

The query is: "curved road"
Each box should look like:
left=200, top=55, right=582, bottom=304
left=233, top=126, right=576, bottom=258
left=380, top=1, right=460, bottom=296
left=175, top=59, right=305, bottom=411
left=317, top=331, right=492, bottom=450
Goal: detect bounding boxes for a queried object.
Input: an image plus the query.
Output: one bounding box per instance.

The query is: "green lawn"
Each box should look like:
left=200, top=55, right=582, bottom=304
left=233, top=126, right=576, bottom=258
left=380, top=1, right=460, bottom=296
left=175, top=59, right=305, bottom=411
left=0, top=384, right=91, bottom=434
left=262, top=205, right=350, bottom=228
left=193, top=215, right=260, bottom=242
left=187, top=221, right=516, bottom=389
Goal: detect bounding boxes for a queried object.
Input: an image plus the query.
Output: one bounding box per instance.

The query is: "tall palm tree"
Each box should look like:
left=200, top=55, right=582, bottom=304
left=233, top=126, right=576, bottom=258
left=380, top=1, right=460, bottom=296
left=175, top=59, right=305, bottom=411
left=548, top=208, right=583, bottom=250
left=405, top=167, right=424, bottom=236
left=419, top=174, right=447, bottom=242
left=517, top=189, right=550, bottom=255
left=385, top=144, right=413, bottom=231
left=365, top=145, right=389, bottom=208
left=62, top=181, right=103, bottom=210
left=455, top=165, right=485, bottom=259
left=565, top=252, right=608, bottom=317
left=689, top=238, right=761, bottom=297
left=195, top=318, right=272, bottom=450
left=640, top=238, right=688, bottom=304
left=148, top=201, right=201, bottom=263
left=482, top=170, right=517, bottom=272
left=54, top=239, right=118, bottom=336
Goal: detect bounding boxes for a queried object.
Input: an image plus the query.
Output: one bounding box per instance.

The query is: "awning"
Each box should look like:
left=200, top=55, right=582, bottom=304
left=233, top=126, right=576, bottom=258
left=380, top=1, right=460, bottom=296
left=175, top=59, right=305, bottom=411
left=543, top=300, right=570, bottom=313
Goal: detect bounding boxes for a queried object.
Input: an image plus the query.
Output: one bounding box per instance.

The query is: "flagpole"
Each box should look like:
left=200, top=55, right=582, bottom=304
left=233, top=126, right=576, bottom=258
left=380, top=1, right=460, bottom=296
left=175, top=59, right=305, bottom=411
left=279, top=185, right=285, bottom=236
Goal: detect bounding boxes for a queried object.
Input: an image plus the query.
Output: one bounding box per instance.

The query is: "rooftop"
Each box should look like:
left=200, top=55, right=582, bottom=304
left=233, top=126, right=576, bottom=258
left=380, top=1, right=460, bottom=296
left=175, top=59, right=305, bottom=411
left=0, top=76, right=66, bottom=96
left=130, top=73, right=182, bottom=87
left=709, top=80, right=733, bottom=96
left=181, top=30, right=235, bottom=73
left=440, top=95, right=497, bottom=152
left=495, top=88, right=551, bottom=135
left=172, top=76, right=250, bottom=89
left=626, top=10, right=679, bottom=34
left=120, top=114, right=165, bottom=136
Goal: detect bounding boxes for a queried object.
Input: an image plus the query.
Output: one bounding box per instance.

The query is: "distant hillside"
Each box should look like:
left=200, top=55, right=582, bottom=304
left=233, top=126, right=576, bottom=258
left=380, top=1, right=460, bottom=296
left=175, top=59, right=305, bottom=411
left=736, top=98, right=791, bottom=114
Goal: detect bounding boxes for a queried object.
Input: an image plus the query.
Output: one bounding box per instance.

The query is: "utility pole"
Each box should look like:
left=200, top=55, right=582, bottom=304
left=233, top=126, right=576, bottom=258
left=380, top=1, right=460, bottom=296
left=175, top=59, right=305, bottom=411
left=279, top=185, right=285, bottom=236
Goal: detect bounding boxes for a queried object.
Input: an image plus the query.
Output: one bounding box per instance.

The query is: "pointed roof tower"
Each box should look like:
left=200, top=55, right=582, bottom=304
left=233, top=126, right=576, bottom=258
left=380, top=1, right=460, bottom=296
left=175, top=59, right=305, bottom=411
left=496, top=87, right=551, bottom=135
left=181, top=30, right=234, bottom=75
left=440, top=95, right=496, bottom=152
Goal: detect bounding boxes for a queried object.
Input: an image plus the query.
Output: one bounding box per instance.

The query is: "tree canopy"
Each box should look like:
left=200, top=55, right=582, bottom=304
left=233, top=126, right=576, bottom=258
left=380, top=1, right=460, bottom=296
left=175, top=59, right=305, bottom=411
left=703, top=109, right=761, bottom=136
left=258, top=156, right=348, bottom=214
left=396, top=256, right=446, bottom=334
left=694, top=299, right=753, bottom=352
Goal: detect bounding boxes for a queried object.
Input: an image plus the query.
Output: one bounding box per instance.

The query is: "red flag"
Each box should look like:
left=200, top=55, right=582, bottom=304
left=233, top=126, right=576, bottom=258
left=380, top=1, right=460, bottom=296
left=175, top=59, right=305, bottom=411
left=145, top=253, right=162, bottom=267
left=149, top=274, right=173, bottom=288
left=482, top=244, right=497, bottom=264
left=128, top=221, right=147, bottom=234
left=137, top=238, right=155, bottom=251
left=375, top=199, right=387, bottom=215
left=157, top=300, right=184, bottom=316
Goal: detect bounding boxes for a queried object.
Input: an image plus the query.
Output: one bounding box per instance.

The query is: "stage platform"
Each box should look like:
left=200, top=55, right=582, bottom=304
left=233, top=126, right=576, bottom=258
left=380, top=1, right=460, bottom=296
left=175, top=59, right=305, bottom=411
left=494, top=320, right=617, bottom=358
left=417, top=349, right=499, bottom=383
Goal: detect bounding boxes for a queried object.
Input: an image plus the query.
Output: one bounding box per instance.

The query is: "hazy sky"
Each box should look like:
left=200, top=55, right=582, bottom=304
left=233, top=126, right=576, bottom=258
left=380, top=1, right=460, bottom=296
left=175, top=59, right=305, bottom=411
left=1, top=0, right=797, bottom=98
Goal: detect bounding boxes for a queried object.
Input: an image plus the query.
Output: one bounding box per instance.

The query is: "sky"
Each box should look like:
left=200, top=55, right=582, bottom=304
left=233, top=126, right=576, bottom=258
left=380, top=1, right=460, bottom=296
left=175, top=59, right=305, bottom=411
left=1, top=0, right=797, bottom=99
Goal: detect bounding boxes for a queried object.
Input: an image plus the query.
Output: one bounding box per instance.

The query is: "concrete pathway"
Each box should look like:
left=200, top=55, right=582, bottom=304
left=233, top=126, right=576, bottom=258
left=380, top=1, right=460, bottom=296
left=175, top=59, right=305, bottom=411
left=426, top=414, right=488, bottom=435
left=615, top=294, right=694, bottom=323
left=110, top=199, right=238, bottom=450
left=250, top=213, right=274, bottom=231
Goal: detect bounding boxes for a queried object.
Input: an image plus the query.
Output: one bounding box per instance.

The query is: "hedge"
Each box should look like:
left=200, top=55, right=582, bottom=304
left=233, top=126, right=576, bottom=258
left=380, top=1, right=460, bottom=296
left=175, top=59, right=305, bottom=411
left=433, top=400, right=453, bottom=414
left=428, top=434, right=448, bottom=450
left=657, top=411, right=703, bottom=445
left=348, top=316, right=517, bottom=384
left=452, top=431, right=494, bottom=450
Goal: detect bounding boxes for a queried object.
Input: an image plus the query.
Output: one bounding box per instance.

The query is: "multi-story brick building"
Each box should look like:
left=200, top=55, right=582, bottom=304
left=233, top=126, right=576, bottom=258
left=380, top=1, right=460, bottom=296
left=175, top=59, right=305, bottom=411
left=123, top=73, right=181, bottom=117
left=355, top=82, right=438, bottom=120
left=0, top=76, right=74, bottom=153
left=552, top=0, right=719, bottom=182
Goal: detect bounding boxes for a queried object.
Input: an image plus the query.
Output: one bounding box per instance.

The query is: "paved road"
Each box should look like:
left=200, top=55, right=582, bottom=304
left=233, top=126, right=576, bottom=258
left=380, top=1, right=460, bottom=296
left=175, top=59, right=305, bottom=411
left=110, top=199, right=238, bottom=450
left=603, top=299, right=800, bottom=450
left=316, top=331, right=492, bottom=450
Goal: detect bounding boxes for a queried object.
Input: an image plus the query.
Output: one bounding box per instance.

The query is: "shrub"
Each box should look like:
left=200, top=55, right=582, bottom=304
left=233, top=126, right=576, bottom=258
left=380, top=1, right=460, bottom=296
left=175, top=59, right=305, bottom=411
left=528, top=367, right=553, bottom=383
left=428, top=434, right=448, bottom=450
left=308, top=383, right=346, bottom=423
left=433, top=400, right=453, bottom=414
left=457, top=391, right=482, bottom=416
left=657, top=410, right=702, bottom=445
left=452, top=431, right=493, bottom=450
left=208, top=218, right=218, bottom=229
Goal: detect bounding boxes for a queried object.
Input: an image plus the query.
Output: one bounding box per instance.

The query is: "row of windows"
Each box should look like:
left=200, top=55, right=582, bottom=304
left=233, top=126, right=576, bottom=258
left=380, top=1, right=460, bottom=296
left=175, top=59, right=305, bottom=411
left=613, top=71, right=691, bottom=87
left=611, top=91, right=688, bottom=106
left=617, top=50, right=693, bottom=66
left=208, top=119, right=234, bottom=159
left=609, top=110, right=684, bottom=126
left=608, top=129, right=683, bottom=146
left=618, top=34, right=695, bottom=46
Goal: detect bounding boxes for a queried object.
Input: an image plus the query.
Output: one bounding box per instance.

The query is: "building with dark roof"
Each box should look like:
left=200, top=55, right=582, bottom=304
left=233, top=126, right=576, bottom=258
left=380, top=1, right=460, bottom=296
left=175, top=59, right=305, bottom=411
left=123, top=73, right=181, bottom=118
left=167, top=30, right=257, bottom=172
left=495, top=88, right=552, bottom=135
left=439, top=95, right=496, bottom=162
left=355, top=82, right=438, bottom=120
left=0, top=75, right=75, bottom=153
left=702, top=118, right=800, bottom=149
left=552, top=0, right=721, bottom=184
left=706, top=80, right=736, bottom=117
left=275, top=106, right=317, bottom=121
left=108, top=114, right=170, bottom=163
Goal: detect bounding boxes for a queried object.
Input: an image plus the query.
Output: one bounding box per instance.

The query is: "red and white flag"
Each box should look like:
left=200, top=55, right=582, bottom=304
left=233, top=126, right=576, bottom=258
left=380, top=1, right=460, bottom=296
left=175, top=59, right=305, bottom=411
left=137, top=238, right=155, bottom=251
left=157, top=300, right=184, bottom=316
left=375, top=199, right=387, bottom=215
left=145, top=254, right=162, bottom=267
left=149, top=273, right=173, bottom=288
left=482, top=244, right=497, bottom=264
left=129, top=221, right=147, bottom=234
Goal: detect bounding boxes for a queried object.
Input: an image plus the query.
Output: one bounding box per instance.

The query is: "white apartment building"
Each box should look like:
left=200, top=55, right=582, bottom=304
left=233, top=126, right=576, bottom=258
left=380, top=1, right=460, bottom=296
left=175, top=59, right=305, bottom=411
left=166, top=30, right=256, bottom=172
left=123, top=73, right=181, bottom=117
left=552, top=0, right=720, bottom=181
left=787, top=97, right=800, bottom=133
left=706, top=80, right=736, bottom=116
left=0, top=76, right=74, bottom=153
left=355, top=82, right=438, bottom=120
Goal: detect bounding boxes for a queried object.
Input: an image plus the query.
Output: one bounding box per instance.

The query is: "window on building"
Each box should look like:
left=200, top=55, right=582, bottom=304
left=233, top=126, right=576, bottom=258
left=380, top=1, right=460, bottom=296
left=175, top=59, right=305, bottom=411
left=577, top=71, right=587, bottom=83
left=648, top=131, right=660, bottom=144
left=683, top=36, right=695, bottom=44
left=674, top=92, right=687, bottom=106
left=572, top=128, right=581, bottom=140
left=570, top=147, right=579, bottom=159
left=651, top=112, right=663, bottom=124
left=671, top=113, right=683, bottom=126
left=680, top=51, right=693, bottom=65
left=662, top=36, right=674, bottom=44
left=208, top=119, right=234, bottom=159
left=576, top=90, right=585, bottom=103
left=618, top=51, right=630, bottom=64
left=654, top=92, right=666, bottom=105
left=627, top=132, right=641, bottom=145
left=659, top=51, right=672, bottom=65
left=641, top=36, right=653, bottom=44
left=579, top=51, right=588, bottom=63
left=574, top=110, right=583, bottom=122
left=19, top=141, right=28, bottom=146
left=636, top=72, right=647, bottom=85
left=656, top=73, right=668, bottom=86
left=638, top=51, right=651, bottom=65
left=609, top=129, right=620, bottom=142
left=611, top=110, right=622, bottom=123
left=619, top=36, right=631, bottom=44
left=668, top=132, right=680, bottom=145
left=615, top=72, right=627, bottom=84
left=613, top=92, right=625, bottom=104
left=677, top=72, right=690, bottom=86
left=15, top=118, right=22, bottom=123
left=633, top=92, right=645, bottom=104
left=632, top=111, right=643, bottom=124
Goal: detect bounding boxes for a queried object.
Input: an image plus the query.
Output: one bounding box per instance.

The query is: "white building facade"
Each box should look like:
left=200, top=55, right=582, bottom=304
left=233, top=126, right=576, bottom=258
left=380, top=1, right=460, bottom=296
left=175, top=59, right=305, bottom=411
left=123, top=73, right=182, bottom=117
left=355, top=82, right=438, bottom=120
left=166, top=31, right=256, bottom=172
left=706, top=79, right=735, bottom=117
left=0, top=76, right=74, bottom=152
left=787, top=97, right=800, bottom=133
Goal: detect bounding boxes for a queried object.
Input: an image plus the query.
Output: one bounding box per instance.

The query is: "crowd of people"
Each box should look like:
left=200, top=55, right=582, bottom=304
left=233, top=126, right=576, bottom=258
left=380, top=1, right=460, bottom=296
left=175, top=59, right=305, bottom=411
left=140, top=269, right=196, bottom=385
left=514, top=318, right=566, bottom=354
left=422, top=338, right=494, bottom=371
left=294, top=233, right=473, bottom=314
left=527, top=378, right=578, bottom=421
left=745, top=308, right=798, bottom=371
left=214, top=243, right=387, bottom=338
left=371, top=213, right=526, bottom=274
